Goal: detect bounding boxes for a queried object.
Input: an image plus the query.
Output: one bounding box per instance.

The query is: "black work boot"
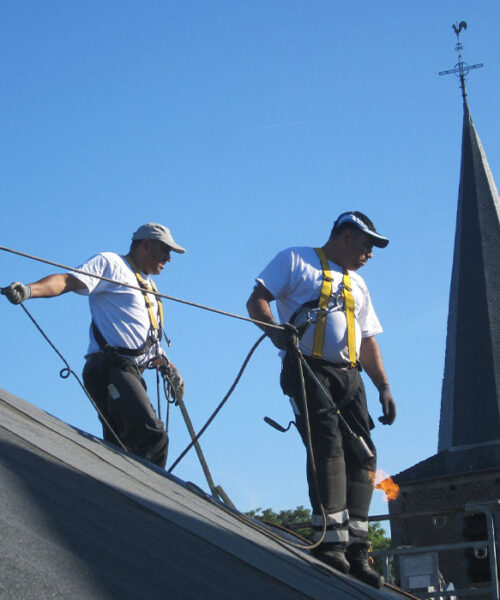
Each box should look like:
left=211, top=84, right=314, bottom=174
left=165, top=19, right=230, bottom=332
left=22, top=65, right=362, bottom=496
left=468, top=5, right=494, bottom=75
left=311, top=542, right=350, bottom=573
left=346, top=541, right=384, bottom=588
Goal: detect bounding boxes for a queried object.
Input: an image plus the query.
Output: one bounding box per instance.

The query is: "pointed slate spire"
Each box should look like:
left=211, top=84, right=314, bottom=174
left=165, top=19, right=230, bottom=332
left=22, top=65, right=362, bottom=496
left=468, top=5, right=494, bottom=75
left=392, top=26, right=500, bottom=485
left=438, top=98, right=500, bottom=451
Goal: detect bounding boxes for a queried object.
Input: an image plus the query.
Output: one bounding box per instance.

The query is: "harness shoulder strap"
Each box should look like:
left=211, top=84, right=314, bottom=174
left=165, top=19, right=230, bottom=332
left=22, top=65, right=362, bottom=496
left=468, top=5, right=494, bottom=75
left=89, top=255, right=165, bottom=358
left=342, top=271, right=357, bottom=367
left=312, top=248, right=357, bottom=366
left=312, top=248, right=333, bottom=358
left=123, top=254, right=164, bottom=333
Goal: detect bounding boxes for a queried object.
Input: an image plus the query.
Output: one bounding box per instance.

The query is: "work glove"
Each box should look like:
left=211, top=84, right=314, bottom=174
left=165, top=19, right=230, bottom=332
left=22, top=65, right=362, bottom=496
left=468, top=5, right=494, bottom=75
left=378, top=383, right=396, bottom=425
left=265, top=322, right=299, bottom=351
left=161, top=361, right=185, bottom=404
left=2, top=282, right=32, bottom=304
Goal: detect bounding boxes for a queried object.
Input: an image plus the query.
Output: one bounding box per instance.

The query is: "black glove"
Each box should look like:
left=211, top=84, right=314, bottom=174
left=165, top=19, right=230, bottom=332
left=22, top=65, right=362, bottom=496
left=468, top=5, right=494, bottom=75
left=161, top=362, right=185, bottom=403
left=2, top=282, right=32, bottom=304
left=265, top=322, right=299, bottom=350
left=378, top=383, right=396, bottom=425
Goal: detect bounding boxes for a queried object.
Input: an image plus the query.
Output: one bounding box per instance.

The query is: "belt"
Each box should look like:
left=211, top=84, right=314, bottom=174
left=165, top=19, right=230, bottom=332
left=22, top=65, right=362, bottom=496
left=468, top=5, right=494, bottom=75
left=285, top=352, right=361, bottom=371
left=304, top=356, right=361, bottom=371
left=330, top=362, right=355, bottom=370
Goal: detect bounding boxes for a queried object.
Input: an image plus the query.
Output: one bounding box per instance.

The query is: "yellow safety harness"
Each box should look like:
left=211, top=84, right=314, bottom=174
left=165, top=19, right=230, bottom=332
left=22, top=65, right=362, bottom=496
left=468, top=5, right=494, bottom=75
left=91, top=256, right=165, bottom=356
left=124, top=254, right=164, bottom=336
left=312, top=248, right=333, bottom=359
left=313, top=248, right=357, bottom=367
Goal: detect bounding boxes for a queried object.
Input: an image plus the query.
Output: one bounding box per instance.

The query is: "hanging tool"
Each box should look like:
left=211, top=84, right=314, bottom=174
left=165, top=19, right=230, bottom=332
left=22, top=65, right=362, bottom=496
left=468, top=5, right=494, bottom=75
left=162, top=374, right=234, bottom=507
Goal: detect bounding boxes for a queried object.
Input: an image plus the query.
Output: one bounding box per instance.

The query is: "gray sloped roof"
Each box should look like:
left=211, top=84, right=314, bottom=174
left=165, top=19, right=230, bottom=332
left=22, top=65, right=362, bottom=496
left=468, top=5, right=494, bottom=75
left=0, top=387, right=410, bottom=600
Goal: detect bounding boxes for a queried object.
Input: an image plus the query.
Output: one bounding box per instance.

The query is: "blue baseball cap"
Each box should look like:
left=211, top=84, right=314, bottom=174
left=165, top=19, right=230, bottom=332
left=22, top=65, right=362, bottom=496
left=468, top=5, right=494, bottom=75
left=333, top=212, right=389, bottom=248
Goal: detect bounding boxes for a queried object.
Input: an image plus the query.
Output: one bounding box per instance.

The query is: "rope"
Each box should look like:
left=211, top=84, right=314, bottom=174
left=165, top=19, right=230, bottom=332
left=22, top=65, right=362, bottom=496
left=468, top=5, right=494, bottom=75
left=168, top=333, right=266, bottom=473
left=19, top=304, right=128, bottom=452
left=169, top=334, right=328, bottom=551
left=2, top=244, right=332, bottom=553
left=0, top=245, right=283, bottom=331
left=286, top=340, right=327, bottom=549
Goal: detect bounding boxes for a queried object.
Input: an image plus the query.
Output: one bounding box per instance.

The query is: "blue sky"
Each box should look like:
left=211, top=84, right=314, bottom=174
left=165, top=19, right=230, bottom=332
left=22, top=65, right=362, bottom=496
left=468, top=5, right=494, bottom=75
left=1, top=1, right=499, bottom=524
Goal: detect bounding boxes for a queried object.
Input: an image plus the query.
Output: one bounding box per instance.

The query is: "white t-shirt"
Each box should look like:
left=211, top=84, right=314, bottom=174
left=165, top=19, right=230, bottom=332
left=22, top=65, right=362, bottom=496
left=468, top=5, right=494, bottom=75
left=256, top=247, right=382, bottom=363
left=71, top=252, right=163, bottom=366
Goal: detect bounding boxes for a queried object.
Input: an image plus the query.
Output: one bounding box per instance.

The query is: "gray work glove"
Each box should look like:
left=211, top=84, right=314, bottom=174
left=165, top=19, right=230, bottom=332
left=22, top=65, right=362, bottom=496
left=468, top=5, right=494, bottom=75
left=265, top=322, right=299, bottom=351
left=378, top=383, right=396, bottom=425
left=161, top=362, right=185, bottom=404
left=2, top=282, right=32, bottom=304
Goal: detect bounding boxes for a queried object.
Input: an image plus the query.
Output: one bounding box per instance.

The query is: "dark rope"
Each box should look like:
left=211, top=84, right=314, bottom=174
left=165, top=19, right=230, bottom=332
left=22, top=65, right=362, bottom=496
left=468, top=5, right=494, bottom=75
left=0, top=245, right=283, bottom=330
left=293, top=342, right=328, bottom=548
left=168, top=333, right=266, bottom=473
left=19, top=302, right=329, bottom=552
left=19, top=304, right=128, bottom=452
left=2, top=245, right=332, bottom=551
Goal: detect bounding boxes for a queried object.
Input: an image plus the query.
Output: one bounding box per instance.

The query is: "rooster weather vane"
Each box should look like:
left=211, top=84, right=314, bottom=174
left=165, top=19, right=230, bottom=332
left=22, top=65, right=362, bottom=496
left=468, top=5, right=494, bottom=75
left=452, top=21, right=467, bottom=36
left=439, top=21, right=484, bottom=100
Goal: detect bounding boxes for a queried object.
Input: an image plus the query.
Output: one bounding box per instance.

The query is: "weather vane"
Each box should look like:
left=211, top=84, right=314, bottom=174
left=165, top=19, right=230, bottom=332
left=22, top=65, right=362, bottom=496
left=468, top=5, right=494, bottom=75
left=438, top=21, right=484, bottom=100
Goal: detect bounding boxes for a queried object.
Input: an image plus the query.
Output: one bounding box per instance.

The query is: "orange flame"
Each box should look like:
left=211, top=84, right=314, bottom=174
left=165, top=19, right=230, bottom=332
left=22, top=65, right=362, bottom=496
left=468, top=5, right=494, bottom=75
left=369, top=469, right=400, bottom=502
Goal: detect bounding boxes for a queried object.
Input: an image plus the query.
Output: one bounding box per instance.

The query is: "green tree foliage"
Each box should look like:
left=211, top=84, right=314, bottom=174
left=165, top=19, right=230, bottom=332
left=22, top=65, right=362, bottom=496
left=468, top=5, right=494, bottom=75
left=246, top=506, right=391, bottom=574
left=246, top=505, right=314, bottom=541
left=366, top=521, right=391, bottom=574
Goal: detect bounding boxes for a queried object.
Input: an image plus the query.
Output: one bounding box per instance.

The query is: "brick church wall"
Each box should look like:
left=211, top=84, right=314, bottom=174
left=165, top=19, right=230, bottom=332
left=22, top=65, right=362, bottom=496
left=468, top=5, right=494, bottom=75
left=389, top=472, right=500, bottom=591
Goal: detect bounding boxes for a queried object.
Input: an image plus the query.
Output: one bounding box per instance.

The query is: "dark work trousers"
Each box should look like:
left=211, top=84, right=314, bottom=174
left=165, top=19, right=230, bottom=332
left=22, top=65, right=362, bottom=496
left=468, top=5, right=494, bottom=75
left=83, top=352, right=168, bottom=468
left=280, top=352, right=376, bottom=542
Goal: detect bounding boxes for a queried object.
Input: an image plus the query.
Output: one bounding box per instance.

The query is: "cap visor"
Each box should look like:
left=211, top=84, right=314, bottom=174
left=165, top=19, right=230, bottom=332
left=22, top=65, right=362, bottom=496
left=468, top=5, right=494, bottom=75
left=369, top=233, right=389, bottom=248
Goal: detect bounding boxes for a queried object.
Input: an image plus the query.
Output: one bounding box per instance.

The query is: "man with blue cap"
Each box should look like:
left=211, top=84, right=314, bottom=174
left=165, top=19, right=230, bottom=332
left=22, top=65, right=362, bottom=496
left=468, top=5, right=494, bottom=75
left=3, top=223, right=186, bottom=469
left=247, top=211, right=396, bottom=588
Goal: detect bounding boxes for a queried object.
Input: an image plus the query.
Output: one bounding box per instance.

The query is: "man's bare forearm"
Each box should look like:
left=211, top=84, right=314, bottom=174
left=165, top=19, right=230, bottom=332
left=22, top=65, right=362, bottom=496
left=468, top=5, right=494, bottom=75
left=29, top=274, right=86, bottom=298
left=246, top=283, right=277, bottom=330
left=359, top=335, right=389, bottom=388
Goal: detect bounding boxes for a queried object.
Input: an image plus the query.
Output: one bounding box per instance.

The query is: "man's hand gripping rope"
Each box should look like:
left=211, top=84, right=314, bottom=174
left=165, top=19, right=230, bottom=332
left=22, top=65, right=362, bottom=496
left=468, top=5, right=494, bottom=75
left=2, top=282, right=32, bottom=304
left=159, top=360, right=185, bottom=404
left=264, top=321, right=300, bottom=351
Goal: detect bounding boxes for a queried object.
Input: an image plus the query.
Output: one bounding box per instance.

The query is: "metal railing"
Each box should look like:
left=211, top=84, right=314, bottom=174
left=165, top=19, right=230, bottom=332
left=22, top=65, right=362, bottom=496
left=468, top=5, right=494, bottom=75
left=369, top=500, right=499, bottom=600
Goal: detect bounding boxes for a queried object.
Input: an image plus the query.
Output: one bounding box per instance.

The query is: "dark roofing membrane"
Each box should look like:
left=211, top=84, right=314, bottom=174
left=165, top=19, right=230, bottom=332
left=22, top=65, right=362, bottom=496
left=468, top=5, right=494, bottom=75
left=0, top=387, right=410, bottom=600
left=395, top=100, right=500, bottom=486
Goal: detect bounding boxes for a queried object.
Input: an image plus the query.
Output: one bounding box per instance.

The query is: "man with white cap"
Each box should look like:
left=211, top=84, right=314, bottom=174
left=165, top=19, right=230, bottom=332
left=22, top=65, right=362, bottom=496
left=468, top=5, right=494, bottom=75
left=2, top=223, right=186, bottom=469
left=247, top=211, right=396, bottom=587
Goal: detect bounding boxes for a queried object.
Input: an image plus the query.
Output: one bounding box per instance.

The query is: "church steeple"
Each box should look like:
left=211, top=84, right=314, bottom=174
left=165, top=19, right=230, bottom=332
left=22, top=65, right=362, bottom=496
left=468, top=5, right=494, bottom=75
left=438, top=98, right=500, bottom=451
left=394, top=24, right=500, bottom=480
left=389, top=29, right=500, bottom=593
left=437, top=24, right=500, bottom=452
